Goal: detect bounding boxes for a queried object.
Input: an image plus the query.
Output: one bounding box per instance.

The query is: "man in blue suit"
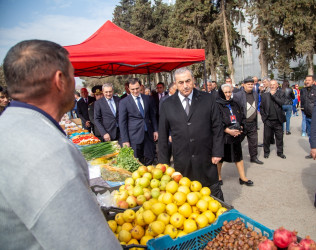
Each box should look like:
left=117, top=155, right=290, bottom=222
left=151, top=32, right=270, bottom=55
left=119, top=78, right=158, bottom=165
left=94, top=83, right=121, bottom=143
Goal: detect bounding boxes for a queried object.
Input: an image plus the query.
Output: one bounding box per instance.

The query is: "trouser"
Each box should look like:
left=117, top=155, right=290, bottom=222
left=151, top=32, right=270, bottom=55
left=282, top=105, right=292, bottom=132
left=131, top=132, right=155, bottom=166
left=264, top=120, right=283, bottom=155
left=208, top=181, right=224, bottom=202
left=302, top=111, right=306, bottom=133
left=242, top=121, right=258, bottom=160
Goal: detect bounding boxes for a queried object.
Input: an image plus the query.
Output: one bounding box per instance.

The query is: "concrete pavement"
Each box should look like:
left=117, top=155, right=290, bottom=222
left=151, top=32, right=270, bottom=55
left=221, top=112, right=316, bottom=239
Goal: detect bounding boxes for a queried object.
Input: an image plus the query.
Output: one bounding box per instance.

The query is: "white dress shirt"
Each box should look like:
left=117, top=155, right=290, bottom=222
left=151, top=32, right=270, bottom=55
left=105, top=97, right=116, bottom=114
left=178, top=91, right=193, bottom=110
left=132, top=94, right=145, bottom=112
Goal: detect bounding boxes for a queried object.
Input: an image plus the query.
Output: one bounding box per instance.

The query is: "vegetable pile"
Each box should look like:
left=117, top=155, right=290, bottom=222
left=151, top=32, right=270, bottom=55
left=115, top=146, right=142, bottom=172
left=80, top=141, right=120, bottom=161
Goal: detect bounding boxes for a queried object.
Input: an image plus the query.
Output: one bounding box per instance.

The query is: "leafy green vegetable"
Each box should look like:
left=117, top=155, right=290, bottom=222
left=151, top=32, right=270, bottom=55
left=116, top=146, right=141, bottom=172
left=80, top=141, right=119, bottom=161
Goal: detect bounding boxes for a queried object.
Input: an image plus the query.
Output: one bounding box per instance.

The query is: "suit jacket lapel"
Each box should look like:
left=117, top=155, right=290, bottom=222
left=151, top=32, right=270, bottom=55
left=128, top=95, right=142, bottom=117
left=187, top=89, right=200, bottom=120
left=174, top=91, right=190, bottom=121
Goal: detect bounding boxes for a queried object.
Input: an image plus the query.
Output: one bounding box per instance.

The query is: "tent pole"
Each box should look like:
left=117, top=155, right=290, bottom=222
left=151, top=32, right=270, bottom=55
left=147, top=68, right=151, bottom=90
left=203, top=61, right=207, bottom=91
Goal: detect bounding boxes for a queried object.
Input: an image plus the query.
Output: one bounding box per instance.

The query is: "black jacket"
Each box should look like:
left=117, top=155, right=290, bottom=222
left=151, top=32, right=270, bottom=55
left=158, top=89, right=224, bottom=187
left=283, top=87, right=295, bottom=105
left=301, top=85, right=316, bottom=118
left=77, top=96, right=96, bottom=128
left=260, top=90, right=286, bottom=124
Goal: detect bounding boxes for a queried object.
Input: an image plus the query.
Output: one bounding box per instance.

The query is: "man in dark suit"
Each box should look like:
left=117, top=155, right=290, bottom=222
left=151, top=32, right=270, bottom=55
left=158, top=67, right=224, bottom=201
left=309, top=98, right=316, bottom=207
left=94, top=83, right=121, bottom=143
left=119, top=78, right=158, bottom=165
left=234, top=78, right=263, bottom=164
left=260, top=80, right=286, bottom=159
left=120, top=82, right=130, bottom=99
left=77, top=87, right=95, bottom=132
left=152, top=82, right=168, bottom=121
left=88, top=85, right=103, bottom=140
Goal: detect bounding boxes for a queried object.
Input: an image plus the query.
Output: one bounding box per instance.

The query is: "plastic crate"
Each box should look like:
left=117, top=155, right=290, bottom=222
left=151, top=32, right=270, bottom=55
left=147, top=209, right=274, bottom=250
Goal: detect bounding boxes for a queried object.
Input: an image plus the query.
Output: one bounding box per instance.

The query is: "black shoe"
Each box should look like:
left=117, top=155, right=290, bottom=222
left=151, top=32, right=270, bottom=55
left=271, top=140, right=275, bottom=145
left=286, top=131, right=291, bottom=135
left=239, top=178, right=254, bottom=186
left=218, top=180, right=223, bottom=185
left=264, top=154, right=269, bottom=159
left=277, top=154, right=286, bottom=159
left=258, top=144, right=264, bottom=147
left=305, top=154, right=313, bottom=159
left=250, top=158, right=264, bottom=164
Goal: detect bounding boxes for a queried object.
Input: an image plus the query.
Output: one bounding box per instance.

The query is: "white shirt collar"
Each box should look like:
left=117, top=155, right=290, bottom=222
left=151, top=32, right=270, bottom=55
left=178, top=91, right=193, bottom=103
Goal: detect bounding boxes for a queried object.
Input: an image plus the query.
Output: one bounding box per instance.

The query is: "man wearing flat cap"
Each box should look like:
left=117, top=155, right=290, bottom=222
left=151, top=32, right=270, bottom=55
left=233, top=78, right=264, bottom=164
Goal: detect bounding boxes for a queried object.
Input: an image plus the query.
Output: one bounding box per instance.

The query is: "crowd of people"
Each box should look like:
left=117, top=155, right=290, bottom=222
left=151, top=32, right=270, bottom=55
left=1, top=39, right=315, bottom=248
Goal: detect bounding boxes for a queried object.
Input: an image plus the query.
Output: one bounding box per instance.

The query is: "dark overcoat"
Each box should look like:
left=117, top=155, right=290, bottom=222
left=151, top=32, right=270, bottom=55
left=260, top=90, right=286, bottom=124
left=158, top=89, right=224, bottom=187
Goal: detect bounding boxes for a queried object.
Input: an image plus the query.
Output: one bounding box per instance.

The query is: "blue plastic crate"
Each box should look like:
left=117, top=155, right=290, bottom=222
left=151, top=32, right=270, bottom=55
left=147, top=209, right=274, bottom=250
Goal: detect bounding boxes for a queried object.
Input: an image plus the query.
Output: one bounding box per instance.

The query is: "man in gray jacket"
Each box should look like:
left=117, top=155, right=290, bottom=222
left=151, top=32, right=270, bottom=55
left=0, top=40, right=121, bottom=250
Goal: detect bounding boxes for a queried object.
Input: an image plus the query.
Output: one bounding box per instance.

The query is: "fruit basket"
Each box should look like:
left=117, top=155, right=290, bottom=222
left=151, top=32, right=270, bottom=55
left=146, top=209, right=274, bottom=250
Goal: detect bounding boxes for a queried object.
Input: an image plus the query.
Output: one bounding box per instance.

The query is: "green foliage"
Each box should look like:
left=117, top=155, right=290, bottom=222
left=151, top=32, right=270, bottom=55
left=0, top=65, right=6, bottom=88
left=116, top=146, right=142, bottom=172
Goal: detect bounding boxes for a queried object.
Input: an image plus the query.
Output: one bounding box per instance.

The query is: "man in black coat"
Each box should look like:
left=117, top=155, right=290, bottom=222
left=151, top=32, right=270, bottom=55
left=158, top=67, right=224, bottom=201
left=77, top=87, right=95, bottom=132
left=260, top=80, right=286, bottom=159
left=234, top=78, right=263, bottom=164
left=94, top=83, right=121, bottom=143
left=88, top=86, right=103, bottom=140
left=119, top=78, right=158, bottom=165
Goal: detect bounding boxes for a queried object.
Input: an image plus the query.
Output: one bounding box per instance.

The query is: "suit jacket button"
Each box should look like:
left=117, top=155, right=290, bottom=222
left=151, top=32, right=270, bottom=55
left=192, top=155, right=195, bottom=158
left=190, top=138, right=194, bottom=142
left=187, top=122, right=191, bottom=126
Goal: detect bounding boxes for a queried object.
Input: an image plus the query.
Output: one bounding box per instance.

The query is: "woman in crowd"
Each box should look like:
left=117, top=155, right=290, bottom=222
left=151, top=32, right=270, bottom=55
left=216, top=84, right=253, bottom=186
left=0, top=86, right=10, bottom=115
left=282, top=80, right=295, bottom=135
left=292, top=85, right=299, bottom=116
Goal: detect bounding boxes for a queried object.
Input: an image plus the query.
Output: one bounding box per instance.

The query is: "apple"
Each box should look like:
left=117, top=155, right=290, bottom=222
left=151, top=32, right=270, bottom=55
left=159, top=180, right=168, bottom=191
left=126, top=195, right=137, bottom=208
left=161, top=174, right=172, bottom=183
left=135, top=178, right=141, bottom=186
left=119, top=185, right=125, bottom=192
left=143, top=172, right=153, bottom=180
left=172, top=172, right=183, bottom=183
left=136, top=195, right=147, bottom=205
left=152, top=168, right=163, bottom=180
left=132, top=171, right=141, bottom=180
left=144, top=190, right=152, bottom=200
left=133, top=186, right=144, bottom=197
left=117, top=200, right=129, bottom=209
left=150, top=179, right=160, bottom=189
left=165, top=167, right=175, bottom=176
left=138, top=166, right=148, bottom=176
left=151, top=188, right=161, bottom=199
left=139, top=177, right=150, bottom=188
left=156, top=164, right=166, bottom=173
left=147, top=165, right=154, bottom=173
left=117, top=190, right=128, bottom=201
left=125, top=177, right=134, bottom=186
left=143, top=188, right=151, bottom=193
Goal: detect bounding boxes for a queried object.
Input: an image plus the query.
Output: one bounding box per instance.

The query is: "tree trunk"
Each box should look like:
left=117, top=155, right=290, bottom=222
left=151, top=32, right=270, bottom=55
left=307, top=51, right=314, bottom=75
left=221, top=0, right=235, bottom=85
left=259, top=38, right=269, bottom=78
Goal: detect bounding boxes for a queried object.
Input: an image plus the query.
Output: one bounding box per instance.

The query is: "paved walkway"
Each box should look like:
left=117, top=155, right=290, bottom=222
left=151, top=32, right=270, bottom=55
left=221, top=112, right=316, bottom=239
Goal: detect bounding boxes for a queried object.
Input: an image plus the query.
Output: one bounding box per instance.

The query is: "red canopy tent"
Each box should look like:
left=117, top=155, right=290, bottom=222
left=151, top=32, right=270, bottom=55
left=64, top=21, right=205, bottom=77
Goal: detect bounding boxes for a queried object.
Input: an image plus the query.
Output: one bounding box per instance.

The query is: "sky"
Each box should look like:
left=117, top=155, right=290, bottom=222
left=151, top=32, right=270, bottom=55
left=0, top=0, right=121, bottom=86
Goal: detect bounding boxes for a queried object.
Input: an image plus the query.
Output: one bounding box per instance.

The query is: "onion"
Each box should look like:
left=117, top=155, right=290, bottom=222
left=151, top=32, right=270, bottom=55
left=273, top=227, right=295, bottom=248
left=300, top=236, right=316, bottom=250
left=258, top=239, right=277, bottom=250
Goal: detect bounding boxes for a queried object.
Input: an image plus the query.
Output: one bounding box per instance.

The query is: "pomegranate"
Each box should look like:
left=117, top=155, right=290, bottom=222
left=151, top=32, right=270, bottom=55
left=288, top=242, right=304, bottom=250
left=258, top=239, right=277, bottom=250
left=300, top=236, right=316, bottom=250
left=273, top=227, right=295, bottom=248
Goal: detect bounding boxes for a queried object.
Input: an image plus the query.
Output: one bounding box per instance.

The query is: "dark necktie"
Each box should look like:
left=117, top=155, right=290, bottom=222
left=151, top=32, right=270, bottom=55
left=136, top=96, right=147, bottom=131
left=184, top=97, right=190, bottom=116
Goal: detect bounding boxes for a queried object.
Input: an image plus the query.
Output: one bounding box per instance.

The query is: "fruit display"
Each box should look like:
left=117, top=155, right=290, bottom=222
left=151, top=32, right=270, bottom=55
left=258, top=227, right=316, bottom=250
left=203, top=218, right=269, bottom=249
left=107, top=164, right=229, bottom=247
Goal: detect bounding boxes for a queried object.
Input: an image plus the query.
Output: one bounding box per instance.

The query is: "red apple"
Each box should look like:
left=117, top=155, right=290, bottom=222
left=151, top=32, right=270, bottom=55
left=137, top=166, right=148, bottom=176
left=136, top=195, right=146, bottom=205
left=156, top=164, right=166, bottom=173
left=172, top=172, right=183, bottom=183
left=117, top=200, right=129, bottom=209
left=165, top=167, right=175, bottom=176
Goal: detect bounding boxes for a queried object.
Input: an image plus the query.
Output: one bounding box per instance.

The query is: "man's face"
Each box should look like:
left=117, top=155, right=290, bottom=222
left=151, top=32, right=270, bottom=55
left=95, top=94, right=104, bottom=100
left=206, top=82, right=212, bottom=92
left=270, top=80, right=278, bottom=91
left=263, top=79, right=270, bottom=88
left=103, top=86, right=113, bottom=100
left=244, top=82, right=254, bottom=93
left=0, top=92, right=9, bottom=107
left=253, top=77, right=258, bottom=83
left=305, top=76, right=314, bottom=87
left=156, top=84, right=164, bottom=94
left=129, top=82, right=141, bottom=97
left=225, top=78, right=232, bottom=85
left=295, top=84, right=299, bottom=89
left=212, top=82, right=217, bottom=90
left=140, top=85, right=145, bottom=94
left=80, top=88, right=88, bottom=98
left=64, top=63, right=76, bottom=111
left=175, top=71, right=194, bottom=97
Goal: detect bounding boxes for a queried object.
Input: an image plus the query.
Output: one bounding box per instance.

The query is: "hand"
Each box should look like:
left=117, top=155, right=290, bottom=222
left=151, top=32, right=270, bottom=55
left=153, top=132, right=158, bottom=141
left=226, top=128, right=241, bottom=137
left=270, top=90, right=276, bottom=95
left=168, top=136, right=172, bottom=143
left=311, top=148, right=316, bottom=160
left=212, top=157, right=221, bottom=165
left=103, top=133, right=111, bottom=142
left=85, top=121, right=91, bottom=127
left=122, top=142, right=130, bottom=147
